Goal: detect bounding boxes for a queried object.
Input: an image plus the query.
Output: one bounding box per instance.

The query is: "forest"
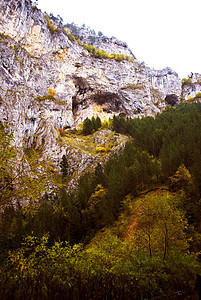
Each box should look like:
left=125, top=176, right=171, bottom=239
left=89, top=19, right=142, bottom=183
left=0, top=102, right=201, bottom=299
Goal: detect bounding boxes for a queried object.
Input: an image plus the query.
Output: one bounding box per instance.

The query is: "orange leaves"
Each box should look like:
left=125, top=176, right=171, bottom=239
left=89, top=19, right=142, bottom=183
left=48, top=88, right=56, bottom=96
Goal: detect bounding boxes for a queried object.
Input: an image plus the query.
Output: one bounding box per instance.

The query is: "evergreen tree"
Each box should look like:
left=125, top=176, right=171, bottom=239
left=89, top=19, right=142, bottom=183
left=94, top=162, right=105, bottom=186
left=60, top=155, right=68, bottom=180
left=95, top=116, right=101, bottom=130
left=83, top=118, right=93, bottom=135
left=91, top=116, right=96, bottom=131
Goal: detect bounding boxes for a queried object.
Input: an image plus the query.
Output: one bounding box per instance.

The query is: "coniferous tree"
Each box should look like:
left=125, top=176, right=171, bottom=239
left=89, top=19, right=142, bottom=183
left=60, top=155, right=68, bottom=180
left=95, top=116, right=101, bottom=130
left=83, top=118, right=93, bottom=135
left=94, top=162, right=105, bottom=186
left=91, top=116, right=96, bottom=131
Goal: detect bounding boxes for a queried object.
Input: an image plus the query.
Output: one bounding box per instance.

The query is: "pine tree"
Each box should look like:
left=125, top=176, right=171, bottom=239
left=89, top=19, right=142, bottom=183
left=83, top=118, right=93, bottom=135
left=91, top=116, right=96, bottom=131
left=95, top=116, right=101, bottom=130
left=94, top=162, right=105, bottom=185
left=60, top=155, right=68, bottom=180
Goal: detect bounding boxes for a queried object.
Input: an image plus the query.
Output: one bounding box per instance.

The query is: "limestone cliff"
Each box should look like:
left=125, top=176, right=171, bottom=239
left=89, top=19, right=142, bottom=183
left=0, top=0, right=200, bottom=170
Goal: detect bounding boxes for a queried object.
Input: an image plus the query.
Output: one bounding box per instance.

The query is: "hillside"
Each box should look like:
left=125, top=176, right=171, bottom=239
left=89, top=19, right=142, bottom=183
left=1, top=102, right=201, bottom=298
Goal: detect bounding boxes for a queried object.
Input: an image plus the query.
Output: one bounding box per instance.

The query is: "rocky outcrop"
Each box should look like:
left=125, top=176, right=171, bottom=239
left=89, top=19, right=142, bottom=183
left=0, top=0, right=200, bottom=172
left=181, top=73, right=201, bottom=100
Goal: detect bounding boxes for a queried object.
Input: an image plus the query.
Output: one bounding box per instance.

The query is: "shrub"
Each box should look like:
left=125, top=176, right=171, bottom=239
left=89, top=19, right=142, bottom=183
left=96, top=146, right=106, bottom=153
left=35, top=95, right=57, bottom=101
left=48, top=88, right=56, bottom=96
left=187, top=92, right=201, bottom=103
left=83, top=44, right=96, bottom=53
left=67, top=32, right=75, bottom=42
left=182, top=78, right=192, bottom=87
left=44, top=15, right=56, bottom=34
left=195, top=92, right=201, bottom=99
left=0, top=33, right=12, bottom=39
left=58, top=128, right=66, bottom=136
left=54, top=28, right=61, bottom=33
left=121, top=84, right=144, bottom=90
left=76, top=38, right=81, bottom=45
left=82, top=44, right=134, bottom=62
left=101, top=119, right=112, bottom=129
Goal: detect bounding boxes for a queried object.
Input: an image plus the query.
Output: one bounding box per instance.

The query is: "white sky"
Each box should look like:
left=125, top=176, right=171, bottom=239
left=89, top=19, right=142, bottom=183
left=38, top=0, right=201, bottom=78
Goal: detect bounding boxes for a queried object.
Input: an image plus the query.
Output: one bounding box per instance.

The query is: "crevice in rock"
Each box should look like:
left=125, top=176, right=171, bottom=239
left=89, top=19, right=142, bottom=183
left=92, top=92, right=116, bottom=105
left=165, top=94, right=178, bottom=106
left=92, top=92, right=124, bottom=113
left=72, top=76, right=92, bottom=116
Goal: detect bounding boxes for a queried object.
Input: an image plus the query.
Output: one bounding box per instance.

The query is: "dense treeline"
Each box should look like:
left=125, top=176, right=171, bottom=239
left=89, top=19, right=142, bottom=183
left=82, top=116, right=102, bottom=135
left=1, top=103, right=201, bottom=298
left=113, top=103, right=201, bottom=182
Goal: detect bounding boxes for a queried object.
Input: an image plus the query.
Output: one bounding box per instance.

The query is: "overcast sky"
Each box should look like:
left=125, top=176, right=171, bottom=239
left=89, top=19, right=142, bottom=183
left=38, top=0, right=201, bottom=78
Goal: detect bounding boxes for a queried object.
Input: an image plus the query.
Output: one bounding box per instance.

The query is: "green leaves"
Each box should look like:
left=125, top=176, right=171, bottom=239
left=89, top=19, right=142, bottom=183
left=0, top=123, right=55, bottom=208
left=0, top=123, right=17, bottom=206
left=132, top=192, right=188, bottom=260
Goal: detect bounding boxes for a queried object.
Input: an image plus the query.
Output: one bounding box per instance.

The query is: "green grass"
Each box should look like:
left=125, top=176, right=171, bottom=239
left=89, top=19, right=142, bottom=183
left=58, top=129, right=129, bottom=158
left=56, top=129, right=129, bottom=185
left=121, top=83, right=144, bottom=90
left=35, top=95, right=66, bottom=105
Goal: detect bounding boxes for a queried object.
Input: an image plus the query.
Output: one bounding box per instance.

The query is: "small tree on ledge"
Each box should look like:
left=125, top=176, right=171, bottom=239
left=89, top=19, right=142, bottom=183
left=60, top=154, right=68, bottom=181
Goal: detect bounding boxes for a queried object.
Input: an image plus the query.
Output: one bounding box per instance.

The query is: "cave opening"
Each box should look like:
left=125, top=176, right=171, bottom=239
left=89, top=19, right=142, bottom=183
left=165, top=94, right=178, bottom=106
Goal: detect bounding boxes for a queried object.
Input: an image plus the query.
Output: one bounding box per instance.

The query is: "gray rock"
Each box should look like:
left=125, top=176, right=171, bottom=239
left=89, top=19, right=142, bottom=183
left=0, top=0, right=200, bottom=174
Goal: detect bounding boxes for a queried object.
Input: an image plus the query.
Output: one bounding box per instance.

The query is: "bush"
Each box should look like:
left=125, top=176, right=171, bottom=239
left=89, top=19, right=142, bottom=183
left=182, top=78, right=192, bottom=87
left=35, top=95, right=57, bottom=101
left=58, top=128, right=66, bottom=136
left=195, top=92, right=201, bottom=99
left=96, top=146, right=106, bottom=153
left=82, top=44, right=134, bottom=62
left=48, top=88, right=56, bottom=96
left=44, top=15, right=56, bottom=34
left=67, top=32, right=76, bottom=42
left=121, top=83, right=144, bottom=90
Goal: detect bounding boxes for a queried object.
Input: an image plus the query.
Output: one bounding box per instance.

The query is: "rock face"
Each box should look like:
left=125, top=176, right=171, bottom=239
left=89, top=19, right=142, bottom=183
left=0, top=0, right=200, bottom=167
left=181, top=73, right=201, bottom=100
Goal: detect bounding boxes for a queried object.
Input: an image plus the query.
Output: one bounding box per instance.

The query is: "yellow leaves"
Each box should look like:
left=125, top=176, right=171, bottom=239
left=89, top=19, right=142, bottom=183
left=9, top=249, right=27, bottom=273
left=64, top=28, right=76, bottom=42
left=52, top=202, right=68, bottom=218
left=76, top=38, right=81, bottom=45
left=48, top=88, right=56, bottom=96
left=122, top=194, right=133, bottom=212
left=87, top=184, right=108, bottom=210
left=96, top=146, right=107, bottom=153
left=82, top=43, right=134, bottom=62
left=23, top=202, right=39, bottom=217
left=132, top=191, right=189, bottom=256
left=169, top=164, right=193, bottom=190
left=44, top=15, right=56, bottom=34
left=182, top=77, right=192, bottom=87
